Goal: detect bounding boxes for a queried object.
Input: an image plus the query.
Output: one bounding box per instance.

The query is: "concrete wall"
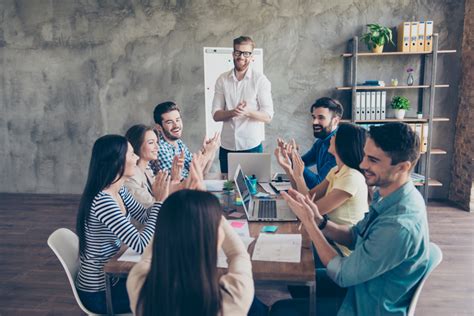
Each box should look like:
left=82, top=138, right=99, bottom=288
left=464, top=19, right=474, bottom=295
left=0, top=0, right=465, bottom=197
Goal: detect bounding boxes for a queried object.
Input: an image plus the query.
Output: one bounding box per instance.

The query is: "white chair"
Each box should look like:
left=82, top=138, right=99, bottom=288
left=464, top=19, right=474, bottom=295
left=47, top=228, right=131, bottom=316
left=407, top=242, right=443, bottom=316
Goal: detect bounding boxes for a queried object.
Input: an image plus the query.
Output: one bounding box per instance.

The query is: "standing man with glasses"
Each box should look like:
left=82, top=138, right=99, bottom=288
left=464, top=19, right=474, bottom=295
left=212, top=35, right=274, bottom=174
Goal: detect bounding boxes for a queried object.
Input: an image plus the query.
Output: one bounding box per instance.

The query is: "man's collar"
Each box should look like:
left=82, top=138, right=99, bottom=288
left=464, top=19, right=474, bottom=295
left=371, top=181, right=416, bottom=214
left=320, top=128, right=338, bottom=142
left=231, top=67, right=252, bottom=81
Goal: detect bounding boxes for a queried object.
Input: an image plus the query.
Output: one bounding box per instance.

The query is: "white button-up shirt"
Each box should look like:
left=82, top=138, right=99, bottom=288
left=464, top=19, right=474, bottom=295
left=212, top=68, right=274, bottom=151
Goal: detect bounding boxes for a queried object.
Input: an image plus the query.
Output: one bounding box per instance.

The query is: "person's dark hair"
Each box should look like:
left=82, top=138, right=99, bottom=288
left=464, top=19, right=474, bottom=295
left=335, top=123, right=367, bottom=172
left=233, top=35, right=255, bottom=49
left=125, top=124, right=156, bottom=157
left=76, top=135, right=128, bottom=255
left=138, top=190, right=223, bottom=316
left=369, top=122, right=420, bottom=165
left=153, top=101, right=180, bottom=126
left=310, top=97, right=344, bottom=118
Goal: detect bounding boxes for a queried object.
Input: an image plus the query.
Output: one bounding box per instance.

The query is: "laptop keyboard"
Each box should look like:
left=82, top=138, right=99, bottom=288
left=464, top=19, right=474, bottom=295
left=258, top=200, right=277, bottom=219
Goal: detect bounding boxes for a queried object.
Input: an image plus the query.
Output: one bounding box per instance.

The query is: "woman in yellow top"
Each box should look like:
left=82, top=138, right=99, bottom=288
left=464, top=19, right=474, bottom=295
left=276, top=123, right=368, bottom=256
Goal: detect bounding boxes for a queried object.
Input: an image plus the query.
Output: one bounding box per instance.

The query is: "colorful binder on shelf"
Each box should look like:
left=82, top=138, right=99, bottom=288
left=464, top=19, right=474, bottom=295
left=424, top=21, right=433, bottom=52
left=397, top=22, right=411, bottom=52
left=417, top=21, right=426, bottom=52
left=409, top=22, right=419, bottom=52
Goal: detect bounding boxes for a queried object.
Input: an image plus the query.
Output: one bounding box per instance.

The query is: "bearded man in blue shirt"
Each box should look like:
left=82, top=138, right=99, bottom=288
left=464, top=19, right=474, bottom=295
left=273, top=122, right=430, bottom=316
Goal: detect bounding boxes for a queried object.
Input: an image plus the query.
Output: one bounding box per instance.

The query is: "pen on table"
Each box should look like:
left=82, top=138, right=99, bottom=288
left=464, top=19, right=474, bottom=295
left=298, top=222, right=303, bottom=231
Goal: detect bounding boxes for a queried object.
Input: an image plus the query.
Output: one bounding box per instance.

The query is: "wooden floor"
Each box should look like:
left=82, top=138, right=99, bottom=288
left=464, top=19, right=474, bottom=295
left=0, top=194, right=473, bottom=315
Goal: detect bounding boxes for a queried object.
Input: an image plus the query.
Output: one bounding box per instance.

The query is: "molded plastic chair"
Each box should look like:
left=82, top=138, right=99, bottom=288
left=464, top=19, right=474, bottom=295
left=47, top=228, right=131, bottom=316
left=407, top=242, right=443, bottom=316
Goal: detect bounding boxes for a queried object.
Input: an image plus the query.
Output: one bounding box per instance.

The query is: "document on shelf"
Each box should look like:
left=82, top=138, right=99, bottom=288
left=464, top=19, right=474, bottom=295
left=118, top=248, right=142, bottom=263
left=252, top=233, right=302, bottom=263
left=217, top=236, right=255, bottom=268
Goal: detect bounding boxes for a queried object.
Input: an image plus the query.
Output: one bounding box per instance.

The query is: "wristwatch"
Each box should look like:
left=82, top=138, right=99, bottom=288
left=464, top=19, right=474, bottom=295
left=318, top=214, right=329, bottom=230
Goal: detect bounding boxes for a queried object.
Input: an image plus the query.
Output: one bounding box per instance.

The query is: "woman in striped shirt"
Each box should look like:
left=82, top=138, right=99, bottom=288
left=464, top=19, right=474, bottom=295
left=75, top=134, right=169, bottom=314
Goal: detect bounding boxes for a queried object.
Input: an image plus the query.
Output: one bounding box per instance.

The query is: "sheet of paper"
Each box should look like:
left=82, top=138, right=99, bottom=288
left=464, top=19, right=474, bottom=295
left=270, top=181, right=292, bottom=192
left=228, top=212, right=245, bottom=219
left=227, top=220, right=250, bottom=238
left=217, top=237, right=255, bottom=268
left=118, top=248, right=142, bottom=262
left=204, top=179, right=226, bottom=192
left=252, top=233, right=302, bottom=263
left=259, top=182, right=277, bottom=195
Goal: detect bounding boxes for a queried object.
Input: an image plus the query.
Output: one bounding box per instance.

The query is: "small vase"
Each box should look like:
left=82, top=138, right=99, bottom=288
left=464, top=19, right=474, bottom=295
left=372, top=45, right=384, bottom=54
left=407, top=73, right=414, bottom=86
left=222, top=190, right=235, bottom=213
left=395, top=109, right=406, bottom=119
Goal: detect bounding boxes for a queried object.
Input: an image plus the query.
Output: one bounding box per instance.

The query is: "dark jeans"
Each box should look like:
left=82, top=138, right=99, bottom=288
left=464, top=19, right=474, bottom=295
left=219, top=143, right=263, bottom=173
left=249, top=296, right=269, bottom=316
left=77, top=278, right=131, bottom=314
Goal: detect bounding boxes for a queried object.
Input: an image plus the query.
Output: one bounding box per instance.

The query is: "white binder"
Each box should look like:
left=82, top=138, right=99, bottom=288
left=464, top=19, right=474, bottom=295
left=375, top=91, right=381, bottom=120
left=355, top=92, right=361, bottom=120
left=417, top=21, right=426, bottom=52
left=424, top=21, right=433, bottom=52
left=370, top=91, right=376, bottom=120
left=381, top=91, right=386, bottom=119
left=360, top=92, right=366, bottom=120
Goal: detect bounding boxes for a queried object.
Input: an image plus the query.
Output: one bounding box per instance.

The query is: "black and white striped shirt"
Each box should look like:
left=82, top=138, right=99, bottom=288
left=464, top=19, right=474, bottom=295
left=76, top=186, right=161, bottom=292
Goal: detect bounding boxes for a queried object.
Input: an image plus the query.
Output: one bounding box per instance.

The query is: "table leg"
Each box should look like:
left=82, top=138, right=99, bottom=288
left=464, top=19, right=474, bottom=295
left=105, top=273, right=114, bottom=316
left=309, top=281, right=316, bottom=315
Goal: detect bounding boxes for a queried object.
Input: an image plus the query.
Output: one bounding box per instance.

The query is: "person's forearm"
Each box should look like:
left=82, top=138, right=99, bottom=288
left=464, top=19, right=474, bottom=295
left=304, top=219, right=339, bottom=266
left=294, top=175, right=310, bottom=196
left=318, top=220, right=354, bottom=248
left=246, top=110, right=272, bottom=123
left=202, top=151, right=215, bottom=175
left=213, top=110, right=235, bottom=122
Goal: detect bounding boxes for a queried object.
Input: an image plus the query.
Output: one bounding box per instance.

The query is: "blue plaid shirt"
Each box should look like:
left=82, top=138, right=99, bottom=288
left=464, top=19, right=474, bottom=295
left=150, top=133, right=193, bottom=179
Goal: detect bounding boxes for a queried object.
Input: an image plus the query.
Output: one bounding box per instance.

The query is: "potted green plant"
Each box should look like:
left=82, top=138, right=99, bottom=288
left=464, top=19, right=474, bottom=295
left=390, top=96, right=410, bottom=119
left=361, top=23, right=394, bottom=53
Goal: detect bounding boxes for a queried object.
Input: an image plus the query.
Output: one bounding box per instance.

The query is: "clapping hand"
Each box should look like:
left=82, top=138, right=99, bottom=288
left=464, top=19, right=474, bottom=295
left=274, top=146, right=293, bottom=175
left=281, top=189, right=321, bottom=226
left=183, top=152, right=206, bottom=190
left=290, top=149, right=305, bottom=179
left=152, top=170, right=171, bottom=202
left=202, top=132, right=221, bottom=156
left=232, top=101, right=249, bottom=117
left=170, top=151, right=185, bottom=182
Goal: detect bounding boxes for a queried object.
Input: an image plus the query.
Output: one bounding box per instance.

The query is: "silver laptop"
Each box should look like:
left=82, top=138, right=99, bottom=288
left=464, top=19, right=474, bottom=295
left=228, top=153, right=272, bottom=183
left=233, top=165, right=297, bottom=222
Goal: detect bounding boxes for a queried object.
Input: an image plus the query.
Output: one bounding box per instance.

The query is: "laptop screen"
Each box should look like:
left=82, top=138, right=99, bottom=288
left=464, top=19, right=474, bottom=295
left=234, top=166, right=252, bottom=213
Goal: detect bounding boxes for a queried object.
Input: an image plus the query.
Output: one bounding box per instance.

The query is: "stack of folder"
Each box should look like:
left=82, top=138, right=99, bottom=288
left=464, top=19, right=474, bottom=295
left=397, top=21, right=434, bottom=52
left=355, top=91, right=386, bottom=120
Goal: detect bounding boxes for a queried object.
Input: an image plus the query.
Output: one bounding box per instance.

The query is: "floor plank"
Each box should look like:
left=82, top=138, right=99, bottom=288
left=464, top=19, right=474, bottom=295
left=0, top=194, right=473, bottom=315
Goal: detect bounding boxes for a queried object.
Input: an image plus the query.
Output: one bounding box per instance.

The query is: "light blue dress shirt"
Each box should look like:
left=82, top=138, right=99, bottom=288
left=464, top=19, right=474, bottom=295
left=326, top=181, right=430, bottom=316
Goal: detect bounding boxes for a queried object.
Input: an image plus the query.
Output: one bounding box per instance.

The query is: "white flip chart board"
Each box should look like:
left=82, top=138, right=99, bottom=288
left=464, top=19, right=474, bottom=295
left=203, top=47, right=264, bottom=138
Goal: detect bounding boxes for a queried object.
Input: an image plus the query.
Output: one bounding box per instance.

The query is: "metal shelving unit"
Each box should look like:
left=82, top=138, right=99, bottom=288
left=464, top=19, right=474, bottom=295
left=340, top=34, right=456, bottom=201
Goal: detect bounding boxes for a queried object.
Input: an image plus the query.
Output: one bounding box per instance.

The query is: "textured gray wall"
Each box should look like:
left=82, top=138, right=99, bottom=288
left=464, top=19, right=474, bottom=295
left=0, top=0, right=465, bottom=198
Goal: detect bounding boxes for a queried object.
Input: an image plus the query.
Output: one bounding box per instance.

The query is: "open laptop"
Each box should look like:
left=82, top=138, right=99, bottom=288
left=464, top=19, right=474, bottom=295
left=228, top=153, right=272, bottom=183
left=233, top=165, right=298, bottom=222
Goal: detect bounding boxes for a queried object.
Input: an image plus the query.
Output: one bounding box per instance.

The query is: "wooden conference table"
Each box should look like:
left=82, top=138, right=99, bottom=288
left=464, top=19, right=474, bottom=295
left=104, top=178, right=316, bottom=315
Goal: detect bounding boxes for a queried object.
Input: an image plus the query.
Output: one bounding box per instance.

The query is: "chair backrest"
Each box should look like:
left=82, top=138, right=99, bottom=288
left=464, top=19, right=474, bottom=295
left=47, top=228, right=98, bottom=315
left=407, top=242, right=443, bottom=316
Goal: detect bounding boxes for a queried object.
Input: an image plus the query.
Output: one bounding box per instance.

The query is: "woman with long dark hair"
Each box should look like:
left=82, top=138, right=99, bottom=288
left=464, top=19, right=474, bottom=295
left=127, top=190, right=255, bottom=316
left=75, top=134, right=169, bottom=314
left=124, top=124, right=179, bottom=208
left=276, top=123, right=368, bottom=256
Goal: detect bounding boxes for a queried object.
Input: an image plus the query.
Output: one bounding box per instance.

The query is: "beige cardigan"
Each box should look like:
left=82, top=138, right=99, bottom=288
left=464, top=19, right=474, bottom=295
left=126, top=218, right=254, bottom=316
left=124, top=166, right=155, bottom=209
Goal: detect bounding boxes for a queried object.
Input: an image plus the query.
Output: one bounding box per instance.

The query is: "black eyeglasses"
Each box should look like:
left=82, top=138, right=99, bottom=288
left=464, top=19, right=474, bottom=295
left=233, top=50, right=253, bottom=58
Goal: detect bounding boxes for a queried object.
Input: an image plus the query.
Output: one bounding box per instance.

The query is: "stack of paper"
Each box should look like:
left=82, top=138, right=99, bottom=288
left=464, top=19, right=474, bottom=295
left=252, top=233, right=302, bottom=263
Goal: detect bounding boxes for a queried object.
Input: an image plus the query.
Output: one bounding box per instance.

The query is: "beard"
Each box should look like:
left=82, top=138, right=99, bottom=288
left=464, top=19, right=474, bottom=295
left=162, top=128, right=181, bottom=141
left=313, top=124, right=333, bottom=139
left=234, top=58, right=250, bottom=72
